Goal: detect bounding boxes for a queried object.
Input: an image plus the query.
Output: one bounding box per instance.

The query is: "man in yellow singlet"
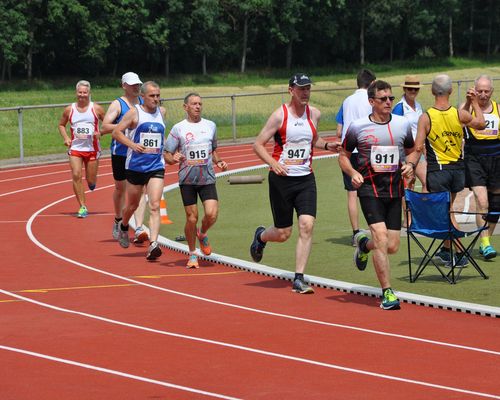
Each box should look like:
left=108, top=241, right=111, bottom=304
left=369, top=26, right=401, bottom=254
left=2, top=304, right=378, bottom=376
left=406, top=74, right=485, bottom=266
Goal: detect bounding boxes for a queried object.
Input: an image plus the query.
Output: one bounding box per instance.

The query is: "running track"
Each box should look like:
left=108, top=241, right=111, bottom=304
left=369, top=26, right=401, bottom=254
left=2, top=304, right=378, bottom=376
left=1, top=143, right=499, bottom=399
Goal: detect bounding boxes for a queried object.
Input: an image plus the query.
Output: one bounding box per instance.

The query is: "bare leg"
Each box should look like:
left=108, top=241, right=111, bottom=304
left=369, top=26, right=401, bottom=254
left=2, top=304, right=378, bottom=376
left=69, top=156, right=85, bottom=207
left=145, top=178, right=164, bottom=243
left=295, top=214, right=315, bottom=274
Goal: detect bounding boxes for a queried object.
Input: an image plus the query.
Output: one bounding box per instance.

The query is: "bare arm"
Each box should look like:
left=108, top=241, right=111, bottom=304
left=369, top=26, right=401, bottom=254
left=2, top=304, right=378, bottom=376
left=57, top=106, right=72, bottom=147
left=253, top=108, right=288, bottom=176
left=406, top=113, right=429, bottom=166
left=338, top=147, right=364, bottom=189
left=212, top=149, right=228, bottom=171
left=111, top=108, right=144, bottom=153
left=459, top=89, right=486, bottom=130
left=100, top=100, right=121, bottom=135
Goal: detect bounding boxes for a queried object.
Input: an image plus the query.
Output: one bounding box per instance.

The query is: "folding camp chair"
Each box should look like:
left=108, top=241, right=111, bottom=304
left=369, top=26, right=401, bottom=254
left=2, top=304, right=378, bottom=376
left=405, top=189, right=489, bottom=284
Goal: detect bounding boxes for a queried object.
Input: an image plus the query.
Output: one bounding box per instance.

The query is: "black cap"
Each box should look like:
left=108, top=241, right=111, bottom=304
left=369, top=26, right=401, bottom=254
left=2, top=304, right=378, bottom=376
left=289, top=73, right=312, bottom=87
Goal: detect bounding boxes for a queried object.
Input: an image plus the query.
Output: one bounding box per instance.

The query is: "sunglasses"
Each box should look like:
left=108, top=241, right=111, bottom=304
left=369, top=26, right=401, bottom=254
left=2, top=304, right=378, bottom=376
left=372, top=96, right=395, bottom=102
left=405, top=88, right=420, bottom=92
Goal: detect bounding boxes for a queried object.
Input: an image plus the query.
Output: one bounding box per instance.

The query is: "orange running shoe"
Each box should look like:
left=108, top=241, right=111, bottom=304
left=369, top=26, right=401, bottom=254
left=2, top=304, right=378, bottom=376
left=186, top=254, right=199, bottom=269
left=197, top=228, right=212, bottom=255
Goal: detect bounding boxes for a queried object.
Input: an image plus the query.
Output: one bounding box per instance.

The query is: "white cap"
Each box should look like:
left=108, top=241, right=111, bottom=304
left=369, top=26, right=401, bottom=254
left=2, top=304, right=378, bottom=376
left=121, top=72, right=142, bottom=85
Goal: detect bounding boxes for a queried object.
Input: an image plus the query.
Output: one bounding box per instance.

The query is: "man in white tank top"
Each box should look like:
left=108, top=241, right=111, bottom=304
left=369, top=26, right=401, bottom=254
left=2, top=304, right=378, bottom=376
left=251, top=73, right=337, bottom=294
left=58, top=80, right=105, bottom=218
left=112, top=81, right=167, bottom=261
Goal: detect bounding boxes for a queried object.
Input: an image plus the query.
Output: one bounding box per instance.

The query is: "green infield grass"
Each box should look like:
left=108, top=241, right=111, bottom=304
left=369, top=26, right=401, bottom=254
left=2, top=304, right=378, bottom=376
left=158, top=157, right=500, bottom=307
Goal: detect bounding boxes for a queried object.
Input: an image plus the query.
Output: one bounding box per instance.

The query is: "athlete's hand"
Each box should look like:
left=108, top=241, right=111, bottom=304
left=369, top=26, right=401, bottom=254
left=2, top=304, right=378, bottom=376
left=216, top=160, right=228, bottom=171
left=131, top=143, right=145, bottom=153
left=63, top=138, right=71, bottom=147
left=401, top=163, right=414, bottom=179
left=351, top=171, right=364, bottom=189
left=270, top=160, right=288, bottom=176
left=173, top=152, right=185, bottom=163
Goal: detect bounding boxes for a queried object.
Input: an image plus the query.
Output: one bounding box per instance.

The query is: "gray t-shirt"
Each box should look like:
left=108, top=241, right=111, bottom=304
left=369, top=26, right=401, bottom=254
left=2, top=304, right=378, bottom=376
left=165, top=118, right=217, bottom=185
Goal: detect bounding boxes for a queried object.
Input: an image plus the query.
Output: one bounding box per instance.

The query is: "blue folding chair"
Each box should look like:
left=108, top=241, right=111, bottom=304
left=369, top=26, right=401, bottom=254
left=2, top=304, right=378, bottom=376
left=405, top=189, right=489, bottom=284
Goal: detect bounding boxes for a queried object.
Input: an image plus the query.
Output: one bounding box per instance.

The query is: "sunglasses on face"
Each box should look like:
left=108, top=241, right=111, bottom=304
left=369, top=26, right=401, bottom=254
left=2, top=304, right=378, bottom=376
left=372, top=96, right=395, bottom=102
left=405, top=88, right=420, bottom=92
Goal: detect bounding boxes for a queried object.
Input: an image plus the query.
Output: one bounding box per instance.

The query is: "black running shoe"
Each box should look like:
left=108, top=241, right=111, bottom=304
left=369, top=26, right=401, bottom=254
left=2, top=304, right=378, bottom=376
left=250, top=226, right=266, bottom=262
left=146, top=241, right=162, bottom=260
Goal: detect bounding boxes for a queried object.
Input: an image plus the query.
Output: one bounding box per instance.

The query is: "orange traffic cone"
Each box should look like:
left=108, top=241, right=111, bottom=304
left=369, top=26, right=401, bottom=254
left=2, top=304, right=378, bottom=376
left=160, top=194, right=173, bottom=224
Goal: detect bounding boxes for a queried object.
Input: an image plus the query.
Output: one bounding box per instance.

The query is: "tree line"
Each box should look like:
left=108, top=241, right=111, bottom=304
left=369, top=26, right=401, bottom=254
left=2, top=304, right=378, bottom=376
left=1, top=0, right=498, bottom=81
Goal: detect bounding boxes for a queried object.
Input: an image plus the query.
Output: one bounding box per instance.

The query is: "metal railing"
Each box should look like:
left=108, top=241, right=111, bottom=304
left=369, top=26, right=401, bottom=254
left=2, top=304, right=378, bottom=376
left=1, top=78, right=497, bottom=164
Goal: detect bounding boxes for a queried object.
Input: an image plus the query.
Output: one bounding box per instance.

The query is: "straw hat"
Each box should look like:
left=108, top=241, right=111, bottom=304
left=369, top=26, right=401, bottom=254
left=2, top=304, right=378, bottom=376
left=401, top=75, right=423, bottom=88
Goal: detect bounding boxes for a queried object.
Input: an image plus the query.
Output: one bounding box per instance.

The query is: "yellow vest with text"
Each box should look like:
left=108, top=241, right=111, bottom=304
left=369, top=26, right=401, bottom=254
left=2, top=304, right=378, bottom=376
left=466, top=100, right=500, bottom=140
left=426, top=106, right=464, bottom=170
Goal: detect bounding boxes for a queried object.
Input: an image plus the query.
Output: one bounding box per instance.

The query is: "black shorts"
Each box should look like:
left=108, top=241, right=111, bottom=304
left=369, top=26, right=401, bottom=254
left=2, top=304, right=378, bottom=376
left=342, top=153, right=359, bottom=191
left=359, top=196, right=402, bottom=230
left=269, top=171, right=317, bottom=229
left=465, top=153, right=500, bottom=190
left=125, top=169, right=165, bottom=186
left=111, top=155, right=127, bottom=181
left=180, top=184, right=218, bottom=206
left=427, top=169, right=465, bottom=193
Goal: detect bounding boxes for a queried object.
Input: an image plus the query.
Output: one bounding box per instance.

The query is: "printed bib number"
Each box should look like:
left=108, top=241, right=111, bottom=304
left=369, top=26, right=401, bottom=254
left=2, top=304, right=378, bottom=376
left=476, top=114, right=499, bottom=138
left=283, top=142, right=311, bottom=165
left=186, top=143, right=210, bottom=165
left=140, top=132, right=162, bottom=154
left=74, top=123, right=94, bottom=140
left=371, top=145, right=399, bottom=173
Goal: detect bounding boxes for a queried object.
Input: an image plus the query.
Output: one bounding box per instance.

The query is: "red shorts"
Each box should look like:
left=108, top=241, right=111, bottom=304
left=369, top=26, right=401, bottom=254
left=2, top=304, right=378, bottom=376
left=68, top=149, right=100, bottom=162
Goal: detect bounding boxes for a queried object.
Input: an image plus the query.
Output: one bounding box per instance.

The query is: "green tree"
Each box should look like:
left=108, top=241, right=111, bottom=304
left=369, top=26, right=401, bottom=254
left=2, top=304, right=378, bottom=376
left=0, top=3, right=29, bottom=80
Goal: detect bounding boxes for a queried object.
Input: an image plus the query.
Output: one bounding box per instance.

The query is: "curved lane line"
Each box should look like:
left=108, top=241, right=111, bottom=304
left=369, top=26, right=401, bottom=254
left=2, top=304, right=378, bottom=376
left=24, top=185, right=500, bottom=357
left=0, top=344, right=241, bottom=400
left=1, top=289, right=499, bottom=400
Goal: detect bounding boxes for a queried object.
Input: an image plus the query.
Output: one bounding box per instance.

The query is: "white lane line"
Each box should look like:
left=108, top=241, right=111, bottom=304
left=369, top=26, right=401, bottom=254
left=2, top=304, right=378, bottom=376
left=1, top=289, right=498, bottom=399
left=23, top=191, right=500, bottom=357
left=0, top=169, right=69, bottom=183
left=0, top=344, right=241, bottom=400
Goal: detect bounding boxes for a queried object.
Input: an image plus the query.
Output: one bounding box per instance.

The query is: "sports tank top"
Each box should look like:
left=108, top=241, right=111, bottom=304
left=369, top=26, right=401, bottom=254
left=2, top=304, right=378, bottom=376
left=125, top=105, right=166, bottom=172
left=272, top=104, right=317, bottom=176
left=426, top=106, right=464, bottom=170
left=464, top=101, right=500, bottom=156
left=69, top=102, right=100, bottom=152
left=111, top=96, right=144, bottom=156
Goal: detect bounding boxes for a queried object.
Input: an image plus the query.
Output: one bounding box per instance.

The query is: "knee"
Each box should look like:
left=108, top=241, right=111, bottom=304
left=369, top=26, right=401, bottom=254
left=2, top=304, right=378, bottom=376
left=149, top=199, right=161, bottom=213
left=205, top=210, right=218, bottom=225
left=298, top=220, right=314, bottom=237
left=387, top=242, right=400, bottom=254
left=276, top=228, right=292, bottom=242
left=186, top=213, right=198, bottom=225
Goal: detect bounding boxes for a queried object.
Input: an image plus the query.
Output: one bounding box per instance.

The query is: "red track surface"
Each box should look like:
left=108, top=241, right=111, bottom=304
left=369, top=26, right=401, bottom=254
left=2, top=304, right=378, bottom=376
left=1, top=143, right=499, bottom=399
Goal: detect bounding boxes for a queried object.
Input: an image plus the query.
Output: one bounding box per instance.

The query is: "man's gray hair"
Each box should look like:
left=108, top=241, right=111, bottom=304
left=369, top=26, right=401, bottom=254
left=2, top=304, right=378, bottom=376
left=76, top=80, right=91, bottom=90
left=475, top=74, right=493, bottom=88
left=431, top=74, right=452, bottom=96
left=184, top=92, right=201, bottom=104
left=141, top=81, right=160, bottom=94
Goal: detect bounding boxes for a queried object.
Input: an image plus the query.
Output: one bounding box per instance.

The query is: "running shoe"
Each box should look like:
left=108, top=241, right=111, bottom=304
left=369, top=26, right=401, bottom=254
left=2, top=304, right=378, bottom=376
left=479, top=244, right=497, bottom=260
left=353, top=231, right=369, bottom=271
left=197, top=228, right=212, bottom=255
left=186, top=254, right=199, bottom=269
left=446, top=253, right=468, bottom=268
left=77, top=206, right=88, bottom=218
left=250, top=226, right=266, bottom=262
left=134, top=226, right=149, bottom=244
left=292, top=278, right=314, bottom=294
left=118, top=228, right=130, bottom=248
left=112, top=220, right=120, bottom=240
left=435, top=247, right=452, bottom=264
left=146, top=241, right=162, bottom=260
left=380, top=288, right=401, bottom=310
